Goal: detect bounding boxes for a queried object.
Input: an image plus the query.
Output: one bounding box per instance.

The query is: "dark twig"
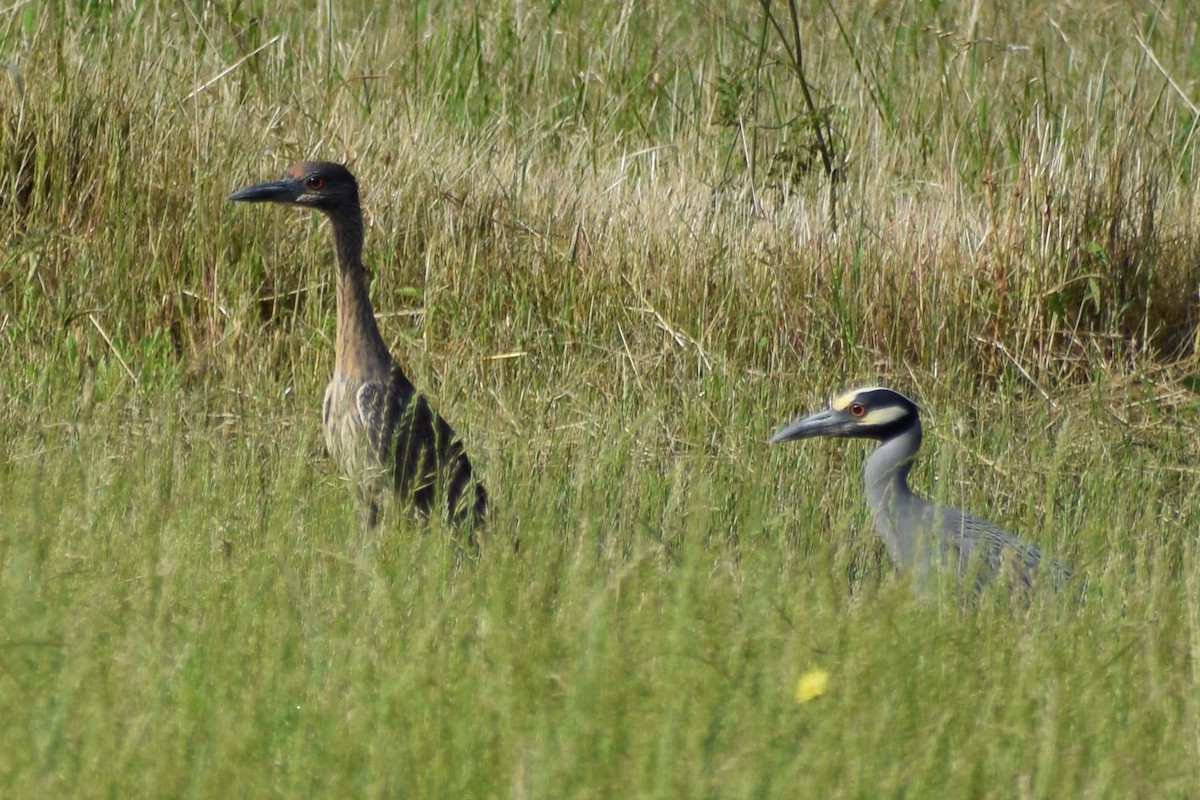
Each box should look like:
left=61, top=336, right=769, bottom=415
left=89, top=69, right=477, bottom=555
left=758, top=0, right=839, bottom=231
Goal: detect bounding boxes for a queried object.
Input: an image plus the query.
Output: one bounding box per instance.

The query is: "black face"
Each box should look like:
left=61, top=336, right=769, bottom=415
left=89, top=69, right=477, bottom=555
left=228, top=161, right=359, bottom=213
left=771, top=386, right=920, bottom=444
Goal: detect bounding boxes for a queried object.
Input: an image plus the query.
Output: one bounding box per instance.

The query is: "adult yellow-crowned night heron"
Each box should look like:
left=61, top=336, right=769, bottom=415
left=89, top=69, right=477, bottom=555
left=771, top=386, right=1067, bottom=588
left=229, top=161, right=487, bottom=530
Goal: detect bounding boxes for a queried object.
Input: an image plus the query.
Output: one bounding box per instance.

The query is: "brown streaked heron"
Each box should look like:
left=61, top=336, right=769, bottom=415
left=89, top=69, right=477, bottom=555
left=230, top=161, right=488, bottom=531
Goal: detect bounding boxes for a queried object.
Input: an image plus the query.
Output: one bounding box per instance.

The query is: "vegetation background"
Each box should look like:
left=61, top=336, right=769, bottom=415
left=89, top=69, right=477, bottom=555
left=2, top=1, right=1200, bottom=796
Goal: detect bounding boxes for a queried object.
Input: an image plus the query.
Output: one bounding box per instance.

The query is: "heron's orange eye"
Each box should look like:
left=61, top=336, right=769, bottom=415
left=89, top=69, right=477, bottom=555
left=849, top=402, right=866, bottom=417
left=306, top=175, right=325, bottom=190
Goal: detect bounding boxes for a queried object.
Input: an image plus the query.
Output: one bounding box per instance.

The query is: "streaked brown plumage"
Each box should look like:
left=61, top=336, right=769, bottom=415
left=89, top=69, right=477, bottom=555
left=229, top=161, right=487, bottom=529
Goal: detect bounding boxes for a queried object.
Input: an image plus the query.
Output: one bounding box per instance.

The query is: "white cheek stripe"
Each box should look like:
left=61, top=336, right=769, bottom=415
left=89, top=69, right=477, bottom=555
left=860, top=405, right=908, bottom=426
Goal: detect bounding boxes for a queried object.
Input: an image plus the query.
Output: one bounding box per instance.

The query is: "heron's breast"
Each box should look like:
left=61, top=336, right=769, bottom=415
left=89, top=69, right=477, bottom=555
left=323, top=377, right=374, bottom=479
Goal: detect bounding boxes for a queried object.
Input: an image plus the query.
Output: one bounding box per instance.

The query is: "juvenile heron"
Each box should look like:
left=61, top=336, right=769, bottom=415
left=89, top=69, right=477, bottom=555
left=771, top=386, right=1067, bottom=588
left=229, top=161, right=487, bottom=530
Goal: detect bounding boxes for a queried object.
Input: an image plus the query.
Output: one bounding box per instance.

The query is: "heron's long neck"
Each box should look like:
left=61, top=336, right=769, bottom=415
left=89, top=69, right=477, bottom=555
left=330, top=208, right=391, bottom=380
left=863, top=421, right=924, bottom=563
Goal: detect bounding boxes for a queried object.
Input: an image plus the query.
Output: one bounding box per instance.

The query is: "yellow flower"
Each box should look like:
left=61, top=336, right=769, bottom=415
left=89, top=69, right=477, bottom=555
left=794, top=669, right=830, bottom=703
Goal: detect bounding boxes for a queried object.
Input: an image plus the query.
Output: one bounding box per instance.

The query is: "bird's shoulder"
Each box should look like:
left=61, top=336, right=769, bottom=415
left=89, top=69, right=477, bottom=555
left=356, top=366, right=440, bottom=455
left=354, top=367, right=418, bottom=421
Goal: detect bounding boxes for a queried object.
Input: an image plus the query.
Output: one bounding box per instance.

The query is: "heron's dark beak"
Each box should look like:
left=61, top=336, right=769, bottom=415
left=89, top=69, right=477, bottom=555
left=228, top=179, right=297, bottom=203
left=770, top=409, right=846, bottom=444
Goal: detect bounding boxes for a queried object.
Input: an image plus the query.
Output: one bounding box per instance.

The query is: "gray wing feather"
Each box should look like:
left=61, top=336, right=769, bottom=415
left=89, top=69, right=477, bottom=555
left=944, top=507, right=1068, bottom=588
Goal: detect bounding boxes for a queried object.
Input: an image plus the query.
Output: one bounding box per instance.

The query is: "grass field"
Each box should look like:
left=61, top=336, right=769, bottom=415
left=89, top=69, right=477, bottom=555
left=3, top=1, right=1200, bottom=797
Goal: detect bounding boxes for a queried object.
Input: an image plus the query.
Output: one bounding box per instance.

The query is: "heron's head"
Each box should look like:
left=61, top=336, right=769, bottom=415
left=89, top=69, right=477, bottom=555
left=771, top=386, right=920, bottom=444
left=228, top=161, right=359, bottom=214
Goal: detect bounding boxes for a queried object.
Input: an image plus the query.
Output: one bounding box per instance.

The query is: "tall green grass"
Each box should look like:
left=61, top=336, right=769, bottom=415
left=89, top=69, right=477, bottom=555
left=2, top=1, right=1200, bottom=796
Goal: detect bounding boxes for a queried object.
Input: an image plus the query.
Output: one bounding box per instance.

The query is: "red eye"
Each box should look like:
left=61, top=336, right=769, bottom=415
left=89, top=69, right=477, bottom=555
left=849, top=402, right=866, bottom=417
left=306, top=175, right=325, bottom=190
